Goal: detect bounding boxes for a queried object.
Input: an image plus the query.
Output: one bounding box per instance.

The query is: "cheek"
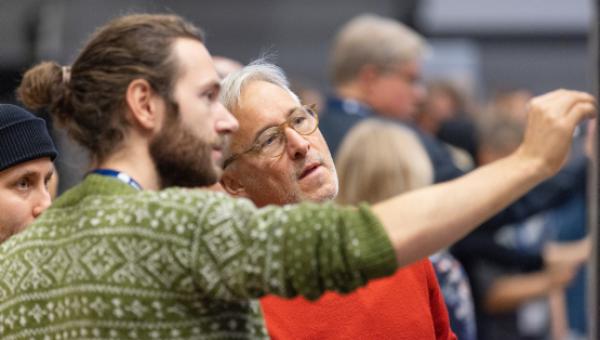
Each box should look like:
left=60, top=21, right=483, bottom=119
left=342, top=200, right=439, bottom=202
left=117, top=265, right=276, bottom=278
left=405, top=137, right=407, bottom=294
left=178, top=98, right=210, bottom=131
left=312, top=138, right=335, bottom=165
left=0, top=194, right=31, bottom=236
left=248, top=162, right=295, bottom=189
left=375, top=81, right=407, bottom=107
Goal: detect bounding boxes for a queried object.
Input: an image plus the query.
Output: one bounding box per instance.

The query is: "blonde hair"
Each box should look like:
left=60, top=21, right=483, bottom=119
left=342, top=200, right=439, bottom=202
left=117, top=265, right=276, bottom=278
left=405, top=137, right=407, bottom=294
left=329, top=14, right=428, bottom=86
left=335, top=119, right=433, bottom=205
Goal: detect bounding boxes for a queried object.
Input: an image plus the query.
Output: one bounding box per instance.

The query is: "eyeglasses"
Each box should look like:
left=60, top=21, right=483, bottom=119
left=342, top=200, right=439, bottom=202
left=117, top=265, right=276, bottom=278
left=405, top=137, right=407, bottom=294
left=223, top=104, right=319, bottom=169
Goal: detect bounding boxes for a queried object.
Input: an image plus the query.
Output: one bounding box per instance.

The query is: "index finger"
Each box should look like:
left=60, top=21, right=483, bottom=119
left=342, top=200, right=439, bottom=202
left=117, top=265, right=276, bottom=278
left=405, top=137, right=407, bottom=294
left=542, top=90, right=596, bottom=116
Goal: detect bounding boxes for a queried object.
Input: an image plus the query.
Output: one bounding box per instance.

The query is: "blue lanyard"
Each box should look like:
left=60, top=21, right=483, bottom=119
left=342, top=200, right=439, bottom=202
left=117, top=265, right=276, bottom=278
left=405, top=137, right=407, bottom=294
left=90, top=169, right=143, bottom=191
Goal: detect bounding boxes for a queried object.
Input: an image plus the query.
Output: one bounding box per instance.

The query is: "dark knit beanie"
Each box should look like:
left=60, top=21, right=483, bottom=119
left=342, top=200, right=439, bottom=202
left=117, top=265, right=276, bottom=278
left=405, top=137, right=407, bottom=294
left=0, top=104, right=58, bottom=172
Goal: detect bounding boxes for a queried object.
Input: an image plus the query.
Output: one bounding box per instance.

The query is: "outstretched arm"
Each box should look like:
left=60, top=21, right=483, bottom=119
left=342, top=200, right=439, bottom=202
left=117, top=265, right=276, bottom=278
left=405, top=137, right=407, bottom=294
left=373, top=90, right=597, bottom=267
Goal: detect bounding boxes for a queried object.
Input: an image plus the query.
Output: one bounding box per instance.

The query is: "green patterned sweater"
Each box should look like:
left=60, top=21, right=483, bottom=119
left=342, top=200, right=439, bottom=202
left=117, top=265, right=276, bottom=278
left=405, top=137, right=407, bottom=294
left=0, top=175, right=397, bottom=339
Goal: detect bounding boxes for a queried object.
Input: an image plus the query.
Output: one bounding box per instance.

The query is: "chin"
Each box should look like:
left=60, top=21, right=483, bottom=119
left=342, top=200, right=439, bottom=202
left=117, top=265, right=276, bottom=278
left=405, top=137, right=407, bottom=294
left=212, top=165, right=224, bottom=181
left=307, top=186, right=338, bottom=203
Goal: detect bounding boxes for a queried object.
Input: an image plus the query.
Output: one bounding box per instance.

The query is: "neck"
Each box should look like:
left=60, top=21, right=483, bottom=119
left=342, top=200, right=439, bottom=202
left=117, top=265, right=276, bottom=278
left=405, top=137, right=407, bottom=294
left=97, top=143, right=161, bottom=191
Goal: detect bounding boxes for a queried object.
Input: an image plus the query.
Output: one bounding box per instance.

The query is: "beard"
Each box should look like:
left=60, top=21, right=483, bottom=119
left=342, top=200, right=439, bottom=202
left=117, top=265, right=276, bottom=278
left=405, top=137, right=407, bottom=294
left=149, top=101, right=225, bottom=189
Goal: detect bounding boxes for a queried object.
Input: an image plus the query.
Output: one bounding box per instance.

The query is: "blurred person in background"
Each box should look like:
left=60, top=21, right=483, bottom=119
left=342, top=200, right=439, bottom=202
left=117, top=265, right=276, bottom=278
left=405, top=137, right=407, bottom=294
left=219, top=62, right=456, bottom=339
left=417, top=80, right=479, bottom=168
left=320, top=14, right=429, bottom=161
left=290, top=78, right=325, bottom=113
left=5, top=13, right=592, bottom=339
left=335, top=119, right=476, bottom=340
left=474, top=116, right=589, bottom=340
left=487, top=88, right=534, bottom=124
left=320, top=15, right=591, bottom=321
left=416, top=81, right=463, bottom=137
left=0, top=103, right=57, bottom=244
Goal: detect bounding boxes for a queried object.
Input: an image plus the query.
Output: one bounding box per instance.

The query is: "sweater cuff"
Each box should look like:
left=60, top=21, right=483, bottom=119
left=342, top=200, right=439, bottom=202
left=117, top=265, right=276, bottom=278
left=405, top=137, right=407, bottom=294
left=350, top=203, right=398, bottom=280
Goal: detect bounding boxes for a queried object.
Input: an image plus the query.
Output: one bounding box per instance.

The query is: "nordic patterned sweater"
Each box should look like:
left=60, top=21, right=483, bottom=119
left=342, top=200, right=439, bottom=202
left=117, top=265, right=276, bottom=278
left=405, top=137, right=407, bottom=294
left=0, top=174, right=397, bottom=339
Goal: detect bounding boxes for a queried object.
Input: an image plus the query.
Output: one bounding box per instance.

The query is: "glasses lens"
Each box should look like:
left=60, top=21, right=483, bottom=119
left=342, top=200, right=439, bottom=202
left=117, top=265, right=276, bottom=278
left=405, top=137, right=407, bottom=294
left=256, top=128, right=285, bottom=156
left=253, top=105, right=318, bottom=158
left=291, top=107, right=317, bottom=134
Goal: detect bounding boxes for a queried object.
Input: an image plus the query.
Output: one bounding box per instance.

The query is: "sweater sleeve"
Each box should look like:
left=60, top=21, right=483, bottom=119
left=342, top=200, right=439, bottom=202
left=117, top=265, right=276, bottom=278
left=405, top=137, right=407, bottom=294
left=188, top=193, right=397, bottom=301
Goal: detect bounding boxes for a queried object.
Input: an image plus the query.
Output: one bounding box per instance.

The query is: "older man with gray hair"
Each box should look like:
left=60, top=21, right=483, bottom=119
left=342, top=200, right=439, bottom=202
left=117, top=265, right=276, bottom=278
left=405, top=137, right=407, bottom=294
left=219, top=62, right=339, bottom=207
left=219, top=60, right=457, bottom=339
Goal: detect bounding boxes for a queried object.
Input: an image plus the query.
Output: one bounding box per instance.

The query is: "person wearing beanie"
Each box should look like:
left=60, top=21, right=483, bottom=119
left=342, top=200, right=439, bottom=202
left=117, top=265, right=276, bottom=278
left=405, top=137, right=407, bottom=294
left=0, top=103, right=58, bottom=243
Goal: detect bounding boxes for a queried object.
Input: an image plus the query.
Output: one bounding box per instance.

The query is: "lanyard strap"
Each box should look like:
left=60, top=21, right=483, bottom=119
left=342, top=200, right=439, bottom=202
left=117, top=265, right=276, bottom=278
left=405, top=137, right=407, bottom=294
left=90, top=168, right=143, bottom=191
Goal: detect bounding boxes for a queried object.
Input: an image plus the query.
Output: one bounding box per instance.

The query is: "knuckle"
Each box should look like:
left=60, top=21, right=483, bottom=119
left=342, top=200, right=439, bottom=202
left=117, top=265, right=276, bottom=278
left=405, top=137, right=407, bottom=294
left=529, top=98, right=541, bottom=108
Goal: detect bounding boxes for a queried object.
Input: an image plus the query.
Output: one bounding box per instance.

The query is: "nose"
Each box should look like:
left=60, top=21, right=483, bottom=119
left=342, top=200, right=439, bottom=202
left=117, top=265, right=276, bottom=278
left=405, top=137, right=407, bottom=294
left=32, top=187, right=52, bottom=219
left=215, top=102, right=239, bottom=134
left=284, top=127, right=310, bottom=160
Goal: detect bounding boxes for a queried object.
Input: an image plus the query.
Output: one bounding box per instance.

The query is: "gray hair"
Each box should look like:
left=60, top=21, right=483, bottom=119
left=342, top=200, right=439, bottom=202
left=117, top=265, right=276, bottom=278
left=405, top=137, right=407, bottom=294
left=330, top=14, right=428, bottom=86
left=220, top=60, right=300, bottom=112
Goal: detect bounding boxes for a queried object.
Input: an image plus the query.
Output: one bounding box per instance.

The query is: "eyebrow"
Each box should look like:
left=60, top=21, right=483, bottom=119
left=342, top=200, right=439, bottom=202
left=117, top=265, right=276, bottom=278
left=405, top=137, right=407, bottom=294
left=6, top=170, right=40, bottom=185
left=11, top=165, right=55, bottom=180
left=250, top=106, right=299, bottom=142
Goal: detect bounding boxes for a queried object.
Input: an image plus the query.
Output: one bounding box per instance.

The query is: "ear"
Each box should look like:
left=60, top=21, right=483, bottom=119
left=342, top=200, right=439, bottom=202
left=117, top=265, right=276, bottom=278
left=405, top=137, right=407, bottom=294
left=220, top=170, right=249, bottom=198
left=125, top=79, right=163, bottom=131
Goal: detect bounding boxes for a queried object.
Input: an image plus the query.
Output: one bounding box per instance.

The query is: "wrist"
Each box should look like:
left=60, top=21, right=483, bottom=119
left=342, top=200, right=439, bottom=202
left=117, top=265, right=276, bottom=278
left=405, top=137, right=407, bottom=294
left=511, top=147, right=552, bottom=182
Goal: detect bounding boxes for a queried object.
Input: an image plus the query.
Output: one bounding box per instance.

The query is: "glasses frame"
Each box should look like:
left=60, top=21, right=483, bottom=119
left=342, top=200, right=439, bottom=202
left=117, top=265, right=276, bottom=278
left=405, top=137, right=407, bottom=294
left=222, top=104, right=319, bottom=169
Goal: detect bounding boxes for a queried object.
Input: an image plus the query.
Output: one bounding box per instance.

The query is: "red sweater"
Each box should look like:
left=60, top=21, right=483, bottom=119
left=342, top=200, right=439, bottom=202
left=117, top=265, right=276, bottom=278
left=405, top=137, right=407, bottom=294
left=261, top=259, right=456, bottom=340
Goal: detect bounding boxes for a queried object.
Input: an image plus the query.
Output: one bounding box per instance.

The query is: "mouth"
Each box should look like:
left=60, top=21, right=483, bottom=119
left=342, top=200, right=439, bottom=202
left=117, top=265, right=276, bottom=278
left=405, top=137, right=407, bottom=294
left=299, top=162, right=321, bottom=180
left=211, top=144, right=224, bottom=162
left=212, top=137, right=230, bottom=159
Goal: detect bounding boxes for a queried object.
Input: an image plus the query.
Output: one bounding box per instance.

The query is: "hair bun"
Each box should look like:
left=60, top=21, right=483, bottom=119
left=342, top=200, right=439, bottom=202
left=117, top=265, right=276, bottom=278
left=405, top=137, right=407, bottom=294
left=17, top=61, right=63, bottom=112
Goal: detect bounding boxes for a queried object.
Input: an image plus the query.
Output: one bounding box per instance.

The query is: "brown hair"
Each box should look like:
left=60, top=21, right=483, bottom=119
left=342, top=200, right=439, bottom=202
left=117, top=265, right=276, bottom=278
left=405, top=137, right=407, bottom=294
left=17, top=14, right=204, bottom=163
left=335, top=119, right=433, bottom=205
left=329, top=14, right=427, bottom=87
left=476, top=114, right=523, bottom=165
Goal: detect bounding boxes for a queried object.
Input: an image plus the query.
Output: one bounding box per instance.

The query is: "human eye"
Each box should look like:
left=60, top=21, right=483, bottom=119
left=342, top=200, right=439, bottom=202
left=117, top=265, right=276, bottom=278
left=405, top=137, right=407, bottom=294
left=14, top=177, right=31, bottom=192
left=291, top=109, right=315, bottom=131
left=257, top=130, right=282, bottom=151
left=261, top=132, right=279, bottom=147
left=291, top=114, right=307, bottom=126
left=203, top=89, right=217, bottom=101
left=200, top=84, right=220, bottom=102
